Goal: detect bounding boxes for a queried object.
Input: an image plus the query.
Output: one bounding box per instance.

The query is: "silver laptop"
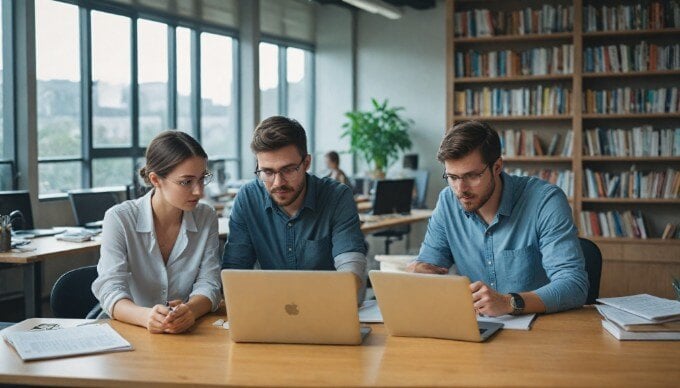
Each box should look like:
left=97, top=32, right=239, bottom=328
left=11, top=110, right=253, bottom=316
left=221, top=270, right=371, bottom=345
left=369, top=270, right=503, bottom=342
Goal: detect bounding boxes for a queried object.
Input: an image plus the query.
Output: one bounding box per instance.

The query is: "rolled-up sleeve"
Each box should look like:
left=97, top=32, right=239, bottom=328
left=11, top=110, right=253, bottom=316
left=222, top=193, right=257, bottom=269
left=534, top=187, right=589, bottom=313
left=91, top=209, right=133, bottom=317
left=190, top=213, right=222, bottom=311
left=416, top=190, right=454, bottom=269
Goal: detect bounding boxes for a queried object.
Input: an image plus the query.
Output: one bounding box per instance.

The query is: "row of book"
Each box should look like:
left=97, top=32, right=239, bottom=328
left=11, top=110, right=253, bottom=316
left=453, top=5, right=574, bottom=37
left=662, top=223, right=680, bottom=239
left=583, top=126, right=680, bottom=157
left=583, top=1, right=680, bottom=32
left=455, top=45, right=574, bottom=78
left=597, top=294, right=680, bottom=341
left=501, top=130, right=573, bottom=157
left=583, top=87, right=679, bottom=114
left=506, top=168, right=573, bottom=198
left=454, top=86, right=572, bottom=117
left=583, top=42, right=680, bottom=73
left=583, top=168, right=680, bottom=199
left=579, top=210, right=648, bottom=238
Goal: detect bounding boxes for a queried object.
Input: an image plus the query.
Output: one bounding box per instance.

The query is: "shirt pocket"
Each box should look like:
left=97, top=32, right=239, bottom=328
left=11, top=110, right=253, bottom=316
left=300, top=235, right=334, bottom=270
left=498, top=245, right=542, bottom=289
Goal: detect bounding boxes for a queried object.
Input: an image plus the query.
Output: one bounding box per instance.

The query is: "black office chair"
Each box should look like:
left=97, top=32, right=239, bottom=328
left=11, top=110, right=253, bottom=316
left=50, top=265, right=101, bottom=318
left=579, top=237, right=602, bottom=305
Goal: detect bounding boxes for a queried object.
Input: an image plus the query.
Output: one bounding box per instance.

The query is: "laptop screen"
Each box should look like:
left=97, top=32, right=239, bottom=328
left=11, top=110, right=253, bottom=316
left=371, top=179, right=415, bottom=215
left=68, top=189, right=123, bottom=226
left=0, top=190, right=34, bottom=230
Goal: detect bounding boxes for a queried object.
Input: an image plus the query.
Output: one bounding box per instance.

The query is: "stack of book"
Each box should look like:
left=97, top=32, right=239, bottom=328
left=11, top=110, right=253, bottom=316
left=597, top=294, right=680, bottom=340
left=456, top=45, right=574, bottom=77
left=583, top=42, right=680, bottom=73
left=579, top=210, right=648, bottom=239
left=506, top=168, right=573, bottom=197
left=455, top=86, right=572, bottom=116
left=454, top=5, right=574, bottom=37
left=583, top=1, right=680, bottom=32
left=583, top=87, right=679, bottom=114
left=583, top=126, right=680, bottom=157
left=583, top=168, right=680, bottom=199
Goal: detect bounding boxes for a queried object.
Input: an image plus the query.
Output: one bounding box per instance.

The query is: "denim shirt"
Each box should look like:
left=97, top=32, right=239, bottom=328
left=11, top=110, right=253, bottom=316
left=222, top=174, right=367, bottom=279
left=417, top=172, right=588, bottom=313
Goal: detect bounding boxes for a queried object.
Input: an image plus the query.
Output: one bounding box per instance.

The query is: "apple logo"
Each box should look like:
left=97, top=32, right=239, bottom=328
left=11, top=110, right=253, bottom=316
left=285, top=303, right=299, bottom=316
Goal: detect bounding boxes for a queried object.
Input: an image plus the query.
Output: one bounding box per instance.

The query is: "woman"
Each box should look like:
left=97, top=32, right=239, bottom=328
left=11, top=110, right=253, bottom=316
left=92, top=131, right=221, bottom=334
left=324, top=151, right=349, bottom=186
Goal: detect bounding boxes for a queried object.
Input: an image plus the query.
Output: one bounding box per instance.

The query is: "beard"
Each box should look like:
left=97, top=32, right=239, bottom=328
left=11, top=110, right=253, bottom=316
left=269, top=179, right=306, bottom=208
left=456, top=177, right=495, bottom=213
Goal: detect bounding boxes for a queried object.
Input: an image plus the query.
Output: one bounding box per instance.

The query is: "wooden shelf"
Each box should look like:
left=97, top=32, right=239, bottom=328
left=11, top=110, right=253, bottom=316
left=582, top=113, right=680, bottom=119
left=503, top=156, right=572, bottom=162
left=453, top=32, right=573, bottom=44
left=583, top=28, right=680, bottom=39
left=454, top=115, right=572, bottom=122
left=583, top=70, right=680, bottom=78
left=455, top=74, right=573, bottom=84
left=582, top=156, right=680, bottom=162
left=585, top=236, right=680, bottom=245
left=582, top=198, right=680, bottom=204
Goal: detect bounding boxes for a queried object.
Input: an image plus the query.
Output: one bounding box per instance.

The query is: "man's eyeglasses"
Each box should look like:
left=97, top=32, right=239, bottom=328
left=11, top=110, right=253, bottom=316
left=164, top=172, right=214, bottom=190
left=442, top=164, right=490, bottom=187
left=254, top=157, right=306, bottom=183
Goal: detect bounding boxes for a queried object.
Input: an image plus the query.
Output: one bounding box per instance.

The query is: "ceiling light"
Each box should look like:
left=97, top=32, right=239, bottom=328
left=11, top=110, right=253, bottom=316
left=342, top=0, right=403, bottom=19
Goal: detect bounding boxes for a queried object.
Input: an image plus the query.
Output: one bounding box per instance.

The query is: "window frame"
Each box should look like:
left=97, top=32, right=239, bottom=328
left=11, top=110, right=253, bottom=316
left=36, top=0, right=241, bottom=198
left=1, top=0, right=16, bottom=190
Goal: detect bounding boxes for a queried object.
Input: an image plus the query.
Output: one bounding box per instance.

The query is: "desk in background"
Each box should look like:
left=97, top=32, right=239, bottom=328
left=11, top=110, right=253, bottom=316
left=0, top=238, right=100, bottom=318
left=1, top=308, right=678, bottom=387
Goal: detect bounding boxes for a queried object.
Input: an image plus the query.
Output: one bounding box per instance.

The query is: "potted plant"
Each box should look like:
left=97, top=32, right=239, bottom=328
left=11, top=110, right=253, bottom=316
left=341, top=98, right=413, bottom=179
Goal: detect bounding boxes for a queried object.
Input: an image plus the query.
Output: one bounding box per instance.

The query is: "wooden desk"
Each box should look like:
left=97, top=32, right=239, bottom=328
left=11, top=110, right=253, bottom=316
left=359, top=209, right=433, bottom=234
left=0, top=238, right=100, bottom=318
left=1, top=308, right=678, bottom=387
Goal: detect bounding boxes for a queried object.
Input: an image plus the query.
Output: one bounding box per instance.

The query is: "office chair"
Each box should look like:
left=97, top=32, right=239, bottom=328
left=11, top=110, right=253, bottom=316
left=50, top=265, right=101, bottom=318
left=373, top=171, right=429, bottom=254
left=579, top=237, right=602, bottom=305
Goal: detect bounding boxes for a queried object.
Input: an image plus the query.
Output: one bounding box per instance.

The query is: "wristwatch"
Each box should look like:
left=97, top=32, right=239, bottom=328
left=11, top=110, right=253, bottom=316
left=509, top=293, right=525, bottom=315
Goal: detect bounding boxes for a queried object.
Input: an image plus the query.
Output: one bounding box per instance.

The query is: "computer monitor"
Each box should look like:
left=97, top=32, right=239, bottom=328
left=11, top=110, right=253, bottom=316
left=0, top=190, right=34, bottom=229
left=68, top=187, right=125, bottom=227
left=371, top=179, right=415, bottom=215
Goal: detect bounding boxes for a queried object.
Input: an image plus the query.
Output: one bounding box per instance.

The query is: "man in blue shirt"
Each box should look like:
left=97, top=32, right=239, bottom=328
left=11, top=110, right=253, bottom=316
left=222, top=116, right=367, bottom=296
left=409, top=121, right=588, bottom=316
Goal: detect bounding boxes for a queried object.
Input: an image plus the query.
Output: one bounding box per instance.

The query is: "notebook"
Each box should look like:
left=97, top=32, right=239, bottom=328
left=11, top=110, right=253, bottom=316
left=368, top=270, right=503, bottom=342
left=221, top=270, right=371, bottom=345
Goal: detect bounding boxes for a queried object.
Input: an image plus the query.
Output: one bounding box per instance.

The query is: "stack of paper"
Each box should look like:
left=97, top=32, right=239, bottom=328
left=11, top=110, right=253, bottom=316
left=3, top=323, right=133, bottom=361
left=596, top=294, right=680, bottom=340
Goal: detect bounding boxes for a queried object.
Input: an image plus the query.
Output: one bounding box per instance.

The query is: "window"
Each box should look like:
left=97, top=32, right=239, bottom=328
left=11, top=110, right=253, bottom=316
left=35, top=0, right=82, bottom=194
left=33, top=1, right=240, bottom=195
left=0, top=1, right=10, bottom=190
left=259, top=42, right=314, bottom=130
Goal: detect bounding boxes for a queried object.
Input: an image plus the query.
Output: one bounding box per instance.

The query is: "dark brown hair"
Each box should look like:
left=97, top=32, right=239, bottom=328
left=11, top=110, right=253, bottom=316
left=325, top=151, right=340, bottom=165
left=139, top=130, right=208, bottom=185
left=251, top=116, right=307, bottom=158
left=437, top=121, right=501, bottom=165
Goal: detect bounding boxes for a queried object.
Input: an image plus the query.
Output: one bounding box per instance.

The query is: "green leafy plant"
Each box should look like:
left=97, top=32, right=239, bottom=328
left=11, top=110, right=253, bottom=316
left=341, top=99, right=413, bottom=177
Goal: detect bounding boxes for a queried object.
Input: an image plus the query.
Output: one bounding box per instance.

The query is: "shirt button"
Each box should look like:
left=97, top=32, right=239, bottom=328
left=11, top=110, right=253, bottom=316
left=288, top=222, right=292, bottom=227
left=288, top=247, right=292, bottom=251
left=490, top=283, right=495, bottom=287
left=487, top=261, right=492, bottom=265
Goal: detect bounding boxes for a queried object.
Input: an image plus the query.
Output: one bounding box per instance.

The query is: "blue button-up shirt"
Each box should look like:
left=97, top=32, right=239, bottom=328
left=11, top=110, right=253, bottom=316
left=417, top=172, right=588, bottom=313
left=222, top=174, right=367, bottom=280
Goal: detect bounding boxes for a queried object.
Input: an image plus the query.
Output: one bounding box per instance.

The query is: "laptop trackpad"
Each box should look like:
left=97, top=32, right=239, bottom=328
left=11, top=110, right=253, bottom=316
left=478, top=321, right=504, bottom=341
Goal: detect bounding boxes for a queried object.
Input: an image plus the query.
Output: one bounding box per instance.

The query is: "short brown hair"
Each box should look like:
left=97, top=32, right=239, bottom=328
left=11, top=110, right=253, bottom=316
left=140, top=130, right=207, bottom=185
left=437, top=121, right=500, bottom=165
left=325, top=151, right=340, bottom=165
left=251, top=116, right=307, bottom=157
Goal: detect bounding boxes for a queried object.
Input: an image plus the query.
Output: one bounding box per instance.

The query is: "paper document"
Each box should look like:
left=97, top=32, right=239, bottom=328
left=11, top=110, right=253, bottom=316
left=477, top=313, right=536, bottom=330
left=359, top=300, right=383, bottom=323
left=597, top=294, right=680, bottom=321
left=3, top=323, right=132, bottom=361
left=601, top=320, right=680, bottom=341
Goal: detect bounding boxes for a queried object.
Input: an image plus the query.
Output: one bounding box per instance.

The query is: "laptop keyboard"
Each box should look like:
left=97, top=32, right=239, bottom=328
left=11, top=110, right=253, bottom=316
left=479, top=328, right=487, bottom=334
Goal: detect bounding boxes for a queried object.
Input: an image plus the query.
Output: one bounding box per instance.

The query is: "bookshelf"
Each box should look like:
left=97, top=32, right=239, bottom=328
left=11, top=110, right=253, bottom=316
left=446, top=0, right=680, bottom=299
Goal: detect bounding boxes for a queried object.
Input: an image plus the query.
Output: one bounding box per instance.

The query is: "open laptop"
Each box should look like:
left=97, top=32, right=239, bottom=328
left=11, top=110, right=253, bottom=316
left=368, top=271, right=503, bottom=342
left=371, top=179, right=415, bottom=215
left=221, top=270, right=371, bottom=345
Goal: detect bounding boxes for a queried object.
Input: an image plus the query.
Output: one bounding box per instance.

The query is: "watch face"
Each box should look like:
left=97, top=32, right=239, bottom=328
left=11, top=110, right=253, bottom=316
left=511, top=293, right=525, bottom=309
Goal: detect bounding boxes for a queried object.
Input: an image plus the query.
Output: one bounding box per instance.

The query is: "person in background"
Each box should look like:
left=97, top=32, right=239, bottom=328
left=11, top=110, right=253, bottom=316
left=408, top=120, right=588, bottom=316
left=223, top=116, right=367, bottom=301
left=325, top=151, right=350, bottom=186
left=92, top=131, right=222, bottom=334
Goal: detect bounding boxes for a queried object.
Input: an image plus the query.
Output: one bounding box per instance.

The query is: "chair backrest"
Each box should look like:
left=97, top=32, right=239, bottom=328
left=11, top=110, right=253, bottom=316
left=579, top=237, right=602, bottom=305
left=68, top=187, right=125, bottom=226
left=412, top=170, right=429, bottom=209
left=0, top=190, right=34, bottom=229
left=50, top=265, right=99, bottom=318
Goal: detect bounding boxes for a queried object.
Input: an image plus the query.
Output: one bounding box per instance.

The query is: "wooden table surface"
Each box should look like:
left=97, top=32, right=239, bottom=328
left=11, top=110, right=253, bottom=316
left=1, top=308, right=678, bottom=387
left=0, top=237, right=101, bottom=264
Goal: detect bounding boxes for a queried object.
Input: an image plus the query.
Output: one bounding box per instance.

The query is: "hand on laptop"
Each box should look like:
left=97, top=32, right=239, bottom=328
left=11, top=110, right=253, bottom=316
left=406, top=261, right=448, bottom=274
left=469, top=281, right=512, bottom=317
